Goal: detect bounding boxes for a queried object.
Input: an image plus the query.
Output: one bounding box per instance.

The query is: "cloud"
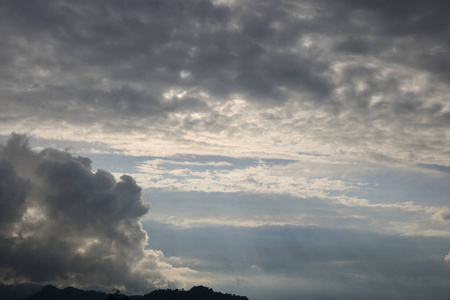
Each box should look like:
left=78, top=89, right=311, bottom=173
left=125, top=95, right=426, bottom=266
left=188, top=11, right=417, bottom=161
left=1, top=0, right=450, bottom=165
left=134, top=157, right=363, bottom=198
left=417, top=163, right=450, bottom=174
left=145, top=222, right=450, bottom=275
left=0, top=134, right=191, bottom=293
left=132, top=156, right=440, bottom=223
left=2, top=2, right=450, bottom=299
left=0, top=160, right=28, bottom=233
left=436, top=207, right=450, bottom=221
left=144, top=222, right=450, bottom=300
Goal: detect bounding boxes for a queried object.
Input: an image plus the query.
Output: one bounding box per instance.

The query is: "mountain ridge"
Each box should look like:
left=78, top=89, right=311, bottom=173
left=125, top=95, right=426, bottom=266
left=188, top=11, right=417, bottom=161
left=19, top=284, right=249, bottom=300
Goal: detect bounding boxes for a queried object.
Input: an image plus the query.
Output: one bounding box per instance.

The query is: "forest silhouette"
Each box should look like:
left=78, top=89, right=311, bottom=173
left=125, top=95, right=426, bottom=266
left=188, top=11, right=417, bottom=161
left=20, top=284, right=249, bottom=300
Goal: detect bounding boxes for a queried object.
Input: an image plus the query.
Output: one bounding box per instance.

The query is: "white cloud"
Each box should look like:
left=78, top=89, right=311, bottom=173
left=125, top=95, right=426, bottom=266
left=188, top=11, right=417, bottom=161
left=445, top=252, right=450, bottom=262
left=134, top=158, right=360, bottom=199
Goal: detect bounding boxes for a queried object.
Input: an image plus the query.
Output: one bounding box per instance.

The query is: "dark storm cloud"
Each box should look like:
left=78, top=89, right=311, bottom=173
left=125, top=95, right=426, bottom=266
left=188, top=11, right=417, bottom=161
left=0, top=160, right=28, bottom=232
left=0, top=134, right=174, bottom=292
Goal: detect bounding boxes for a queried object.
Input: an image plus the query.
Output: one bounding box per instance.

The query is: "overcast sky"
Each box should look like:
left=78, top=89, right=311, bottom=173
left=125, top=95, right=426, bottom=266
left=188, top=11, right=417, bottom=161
left=1, top=1, right=450, bottom=299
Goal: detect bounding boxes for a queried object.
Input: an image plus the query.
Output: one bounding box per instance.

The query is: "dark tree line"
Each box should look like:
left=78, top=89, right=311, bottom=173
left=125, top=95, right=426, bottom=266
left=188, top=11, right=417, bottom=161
left=21, top=284, right=249, bottom=300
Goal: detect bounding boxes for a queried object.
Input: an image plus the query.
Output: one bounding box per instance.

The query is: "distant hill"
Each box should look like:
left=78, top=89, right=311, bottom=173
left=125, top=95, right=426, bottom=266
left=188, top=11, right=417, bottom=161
left=21, top=285, right=107, bottom=300
left=132, top=286, right=248, bottom=300
left=21, top=284, right=249, bottom=300
left=0, top=283, right=44, bottom=300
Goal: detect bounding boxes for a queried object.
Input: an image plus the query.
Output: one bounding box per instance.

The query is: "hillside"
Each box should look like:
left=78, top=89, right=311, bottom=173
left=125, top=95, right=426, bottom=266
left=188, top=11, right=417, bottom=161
left=21, top=285, right=249, bottom=300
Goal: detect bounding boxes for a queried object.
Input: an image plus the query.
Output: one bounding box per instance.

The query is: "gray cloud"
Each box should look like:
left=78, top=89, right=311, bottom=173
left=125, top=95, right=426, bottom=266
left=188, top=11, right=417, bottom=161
left=0, top=134, right=180, bottom=292
left=144, top=221, right=450, bottom=300
left=2, top=1, right=450, bottom=298
left=145, top=222, right=450, bottom=274
left=417, top=163, right=450, bottom=174
left=1, top=0, right=450, bottom=164
left=441, top=210, right=450, bottom=221
left=0, top=0, right=447, bottom=100
left=0, top=160, right=28, bottom=232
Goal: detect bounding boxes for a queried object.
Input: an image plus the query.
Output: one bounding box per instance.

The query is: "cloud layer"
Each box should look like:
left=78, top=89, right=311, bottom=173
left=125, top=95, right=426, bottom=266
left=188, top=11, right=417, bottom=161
left=1, top=0, right=450, bottom=163
left=2, top=1, right=450, bottom=299
left=143, top=222, right=450, bottom=300
left=0, top=135, right=189, bottom=293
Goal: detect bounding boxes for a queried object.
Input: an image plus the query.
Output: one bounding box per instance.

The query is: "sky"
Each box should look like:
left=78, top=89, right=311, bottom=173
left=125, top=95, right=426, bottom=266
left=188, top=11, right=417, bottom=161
left=1, top=0, right=450, bottom=299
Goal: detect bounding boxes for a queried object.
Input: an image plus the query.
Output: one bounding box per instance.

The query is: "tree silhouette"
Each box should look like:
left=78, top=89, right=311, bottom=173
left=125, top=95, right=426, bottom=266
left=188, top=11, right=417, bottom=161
left=107, top=289, right=128, bottom=300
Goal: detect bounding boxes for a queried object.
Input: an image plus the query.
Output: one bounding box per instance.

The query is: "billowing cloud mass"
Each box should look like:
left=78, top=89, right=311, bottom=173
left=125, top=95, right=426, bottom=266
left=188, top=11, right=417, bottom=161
left=0, top=134, right=188, bottom=293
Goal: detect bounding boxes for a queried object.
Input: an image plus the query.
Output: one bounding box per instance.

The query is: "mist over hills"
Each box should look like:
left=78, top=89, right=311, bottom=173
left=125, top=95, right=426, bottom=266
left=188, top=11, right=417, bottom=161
left=19, top=285, right=249, bottom=300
